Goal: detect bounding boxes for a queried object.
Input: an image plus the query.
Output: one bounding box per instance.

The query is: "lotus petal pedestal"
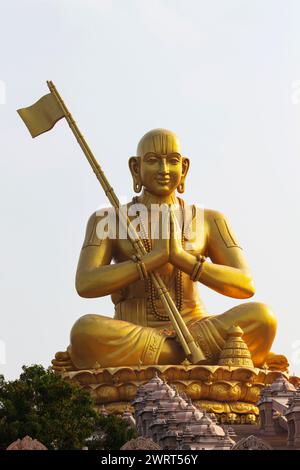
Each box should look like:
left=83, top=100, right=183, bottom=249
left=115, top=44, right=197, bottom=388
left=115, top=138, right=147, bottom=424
left=60, top=364, right=289, bottom=423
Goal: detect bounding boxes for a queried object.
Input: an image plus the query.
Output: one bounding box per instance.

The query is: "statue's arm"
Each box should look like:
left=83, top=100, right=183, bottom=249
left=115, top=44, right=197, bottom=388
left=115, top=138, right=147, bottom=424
left=200, top=210, right=255, bottom=298
left=171, top=209, right=255, bottom=299
left=76, top=212, right=167, bottom=298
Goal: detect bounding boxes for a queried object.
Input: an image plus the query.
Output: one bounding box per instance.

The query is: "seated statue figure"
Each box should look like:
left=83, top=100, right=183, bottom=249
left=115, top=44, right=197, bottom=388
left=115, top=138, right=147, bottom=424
left=53, top=128, right=287, bottom=372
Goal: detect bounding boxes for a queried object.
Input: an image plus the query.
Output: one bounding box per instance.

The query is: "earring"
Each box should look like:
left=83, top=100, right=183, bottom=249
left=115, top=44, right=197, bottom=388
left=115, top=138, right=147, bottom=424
left=177, top=181, right=185, bottom=193
left=134, top=179, right=142, bottom=193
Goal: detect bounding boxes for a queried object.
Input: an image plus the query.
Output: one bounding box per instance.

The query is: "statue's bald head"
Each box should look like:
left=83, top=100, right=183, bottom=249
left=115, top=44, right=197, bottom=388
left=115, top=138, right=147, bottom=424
left=130, top=128, right=189, bottom=195
left=137, top=128, right=182, bottom=157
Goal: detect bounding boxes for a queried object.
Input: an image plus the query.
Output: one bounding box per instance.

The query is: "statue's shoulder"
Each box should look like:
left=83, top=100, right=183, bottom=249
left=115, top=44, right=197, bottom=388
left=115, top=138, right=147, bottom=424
left=85, top=204, right=122, bottom=228
left=87, top=201, right=133, bottom=218
left=202, top=208, right=242, bottom=249
left=187, top=206, right=228, bottom=227
left=89, top=205, right=116, bottom=220
left=83, top=206, right=117, bottom=247
left=203, top=208, right=228, bottom=224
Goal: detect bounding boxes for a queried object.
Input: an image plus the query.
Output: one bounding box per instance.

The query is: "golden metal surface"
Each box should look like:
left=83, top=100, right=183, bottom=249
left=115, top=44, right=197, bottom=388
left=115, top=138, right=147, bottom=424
left=17, top=92, right=64, bottom=137
left=56, top=128, right=285, bottom=373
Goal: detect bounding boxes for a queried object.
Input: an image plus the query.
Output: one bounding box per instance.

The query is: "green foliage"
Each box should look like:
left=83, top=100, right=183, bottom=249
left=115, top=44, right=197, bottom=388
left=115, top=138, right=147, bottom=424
left=0, top=365, right=98, bottom=450
left=87, top=414, right=137, bottom=450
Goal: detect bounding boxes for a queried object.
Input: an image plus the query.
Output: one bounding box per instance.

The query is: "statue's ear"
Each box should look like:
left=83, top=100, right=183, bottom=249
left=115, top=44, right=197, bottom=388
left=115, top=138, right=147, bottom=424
left=182, top=157, right=190, bottom=177
left=129, top=156, right=142, bottom=193
left=177, top=157, right=190, bottom=194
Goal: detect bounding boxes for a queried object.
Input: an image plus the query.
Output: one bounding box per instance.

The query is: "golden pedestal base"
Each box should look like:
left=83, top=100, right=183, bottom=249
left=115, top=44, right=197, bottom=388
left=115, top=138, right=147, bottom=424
left=60, top=364, right=288, bottom=421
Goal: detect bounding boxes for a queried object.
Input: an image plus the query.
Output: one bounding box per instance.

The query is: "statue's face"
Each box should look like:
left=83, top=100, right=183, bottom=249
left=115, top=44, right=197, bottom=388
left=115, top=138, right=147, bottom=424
left=129, top=129, right=189, bottom=196
left=140, top=151, right=183, bottom=196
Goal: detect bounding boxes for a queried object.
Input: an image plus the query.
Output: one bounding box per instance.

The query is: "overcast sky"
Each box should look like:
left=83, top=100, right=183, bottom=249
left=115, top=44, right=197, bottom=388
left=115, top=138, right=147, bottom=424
left=1, top=0, right=300, bottom=380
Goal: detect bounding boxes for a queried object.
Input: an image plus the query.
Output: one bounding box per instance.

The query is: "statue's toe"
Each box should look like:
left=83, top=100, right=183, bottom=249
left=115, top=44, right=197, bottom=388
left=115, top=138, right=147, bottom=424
left=55, top=351, right=70, bottom=361
left=51, top=350, right=77, bottom=371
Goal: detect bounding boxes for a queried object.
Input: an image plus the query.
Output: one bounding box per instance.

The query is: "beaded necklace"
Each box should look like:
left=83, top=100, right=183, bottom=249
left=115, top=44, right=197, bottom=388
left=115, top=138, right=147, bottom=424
left=132, top=196, right=184, bottom=321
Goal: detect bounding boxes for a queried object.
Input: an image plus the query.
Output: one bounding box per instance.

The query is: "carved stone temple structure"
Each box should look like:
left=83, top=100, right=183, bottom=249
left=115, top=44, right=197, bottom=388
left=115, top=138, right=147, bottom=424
left=132, top=373, right=235, bottom=450
left=6, top=436, right=47, bottom=450
left=128, top=374, right=300, bottom=450
left=258, top=376, right=300, bottom=448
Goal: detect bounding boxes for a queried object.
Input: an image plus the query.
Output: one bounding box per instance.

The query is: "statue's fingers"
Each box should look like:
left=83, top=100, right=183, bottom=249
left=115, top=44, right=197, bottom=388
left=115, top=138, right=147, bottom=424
left=169, top=210, right=177, bottom=241
left=170, top=208, right=181, bottom=240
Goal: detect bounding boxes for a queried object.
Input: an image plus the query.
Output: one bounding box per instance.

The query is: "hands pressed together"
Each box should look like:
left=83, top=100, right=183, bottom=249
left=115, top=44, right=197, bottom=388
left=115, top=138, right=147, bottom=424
left=150, top=206, right=186, bottom=267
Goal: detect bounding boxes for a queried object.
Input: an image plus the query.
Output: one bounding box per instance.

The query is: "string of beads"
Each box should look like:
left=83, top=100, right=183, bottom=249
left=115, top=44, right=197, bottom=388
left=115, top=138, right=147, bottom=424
left=132, top=196, right=184, bottom=321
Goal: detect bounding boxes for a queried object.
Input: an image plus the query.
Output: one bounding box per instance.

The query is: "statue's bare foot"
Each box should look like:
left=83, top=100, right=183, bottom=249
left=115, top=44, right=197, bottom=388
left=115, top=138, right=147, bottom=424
left=264, top=352, right=289, bottom=372
left=51, top=351, right=77, bottom=371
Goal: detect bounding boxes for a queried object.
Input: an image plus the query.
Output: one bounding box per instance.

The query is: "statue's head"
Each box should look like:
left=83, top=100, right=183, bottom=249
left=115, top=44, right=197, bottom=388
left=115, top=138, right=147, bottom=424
left=129, top=128, right=190, bottom=196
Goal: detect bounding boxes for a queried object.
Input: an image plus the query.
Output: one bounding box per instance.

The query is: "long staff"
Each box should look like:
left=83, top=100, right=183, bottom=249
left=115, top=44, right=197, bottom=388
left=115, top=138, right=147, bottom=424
left=47, top=80, right=205, bottom=364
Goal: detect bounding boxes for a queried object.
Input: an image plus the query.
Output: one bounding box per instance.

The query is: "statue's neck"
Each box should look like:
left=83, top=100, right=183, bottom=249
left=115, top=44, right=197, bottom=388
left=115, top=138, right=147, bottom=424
left=137, top=190, right=179, bottom=207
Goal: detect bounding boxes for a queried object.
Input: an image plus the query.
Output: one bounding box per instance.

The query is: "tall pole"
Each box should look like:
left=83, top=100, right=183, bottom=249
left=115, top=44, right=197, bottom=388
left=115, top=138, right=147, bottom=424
left=46, top=80, right=205, bottom=364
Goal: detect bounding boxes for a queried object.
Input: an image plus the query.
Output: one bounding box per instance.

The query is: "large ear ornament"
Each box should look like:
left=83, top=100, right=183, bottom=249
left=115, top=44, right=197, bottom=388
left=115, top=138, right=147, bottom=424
left=129, top=156, right=142, bottom=193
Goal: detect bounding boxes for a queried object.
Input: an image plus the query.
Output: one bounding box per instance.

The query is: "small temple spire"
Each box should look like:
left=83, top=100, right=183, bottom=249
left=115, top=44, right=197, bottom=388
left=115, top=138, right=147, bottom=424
left=218, top=325, right=254, bottom=368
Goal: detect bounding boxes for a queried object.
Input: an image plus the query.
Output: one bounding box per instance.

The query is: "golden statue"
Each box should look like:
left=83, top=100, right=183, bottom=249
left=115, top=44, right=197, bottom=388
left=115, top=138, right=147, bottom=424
left=17, top=83, right=292, bottom=420
left=52, top=128, right=287, bottom=373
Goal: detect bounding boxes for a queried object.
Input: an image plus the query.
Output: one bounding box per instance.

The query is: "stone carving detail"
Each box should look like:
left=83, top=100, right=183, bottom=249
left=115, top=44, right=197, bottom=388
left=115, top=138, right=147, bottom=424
left=232, top=435, right=272, bottom=450
left=132, top=373, right=235, bottom=450
left=7, top=435, right=47, bottom=450
left=121, top=437, right=161, bottom=450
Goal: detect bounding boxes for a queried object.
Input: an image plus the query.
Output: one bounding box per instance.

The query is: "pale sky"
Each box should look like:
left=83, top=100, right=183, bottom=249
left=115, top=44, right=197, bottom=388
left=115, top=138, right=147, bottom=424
left=1, top=0, right=300, bottom=380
